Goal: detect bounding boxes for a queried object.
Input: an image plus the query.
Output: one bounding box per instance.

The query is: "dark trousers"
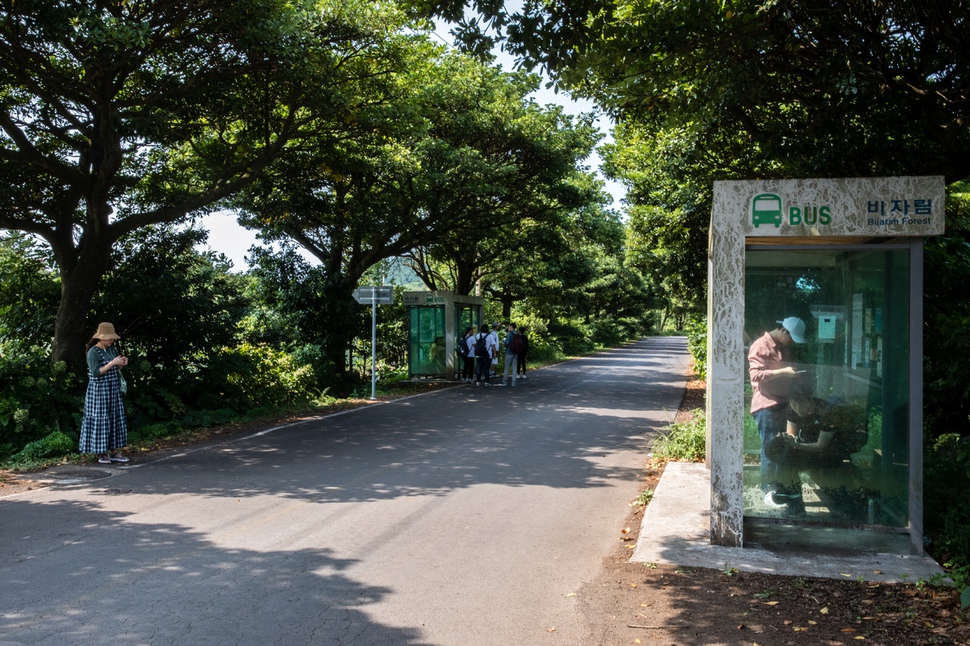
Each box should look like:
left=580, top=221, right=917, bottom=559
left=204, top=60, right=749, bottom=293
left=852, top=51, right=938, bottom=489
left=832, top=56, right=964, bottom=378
left=517, top=351, right=527, bottom=374
left=476, top=357, right=491, bottom=383
left=462, top=356, right=475, bottom=380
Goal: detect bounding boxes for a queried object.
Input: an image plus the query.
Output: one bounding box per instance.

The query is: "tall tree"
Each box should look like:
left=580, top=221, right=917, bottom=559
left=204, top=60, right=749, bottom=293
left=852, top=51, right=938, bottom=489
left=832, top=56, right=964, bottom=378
left=602, top=121, right=731, bottom=318
left=411, top=0, right=970, bottom=184
left=407, top=166, right=604, bottom=299
left=0, top=0, right=409, bottom=372
left=235, top=49, right=599, bottom=375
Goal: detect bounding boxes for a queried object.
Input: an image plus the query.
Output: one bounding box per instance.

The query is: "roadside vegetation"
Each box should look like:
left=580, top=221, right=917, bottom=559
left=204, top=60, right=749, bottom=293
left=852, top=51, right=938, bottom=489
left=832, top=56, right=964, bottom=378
left=651, top=409, right=706, bottom=466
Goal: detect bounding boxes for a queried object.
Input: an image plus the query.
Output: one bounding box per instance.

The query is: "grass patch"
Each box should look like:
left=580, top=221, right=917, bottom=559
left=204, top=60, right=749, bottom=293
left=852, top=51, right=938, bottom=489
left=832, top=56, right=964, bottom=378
left=652, top=409, right=706, bottom=464
left=634, top=488, right=654, bottom=506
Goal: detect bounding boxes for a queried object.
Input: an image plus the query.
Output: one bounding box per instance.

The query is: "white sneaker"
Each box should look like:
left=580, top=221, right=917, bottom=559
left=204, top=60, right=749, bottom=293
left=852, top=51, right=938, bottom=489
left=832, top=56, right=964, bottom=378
left=764, top=491, right=787, bottom=509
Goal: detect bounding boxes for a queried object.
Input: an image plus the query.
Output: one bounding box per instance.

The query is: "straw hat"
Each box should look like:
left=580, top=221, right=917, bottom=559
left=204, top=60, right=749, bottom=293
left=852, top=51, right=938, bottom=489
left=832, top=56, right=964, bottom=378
left=92, top=322, right=121, bottom=340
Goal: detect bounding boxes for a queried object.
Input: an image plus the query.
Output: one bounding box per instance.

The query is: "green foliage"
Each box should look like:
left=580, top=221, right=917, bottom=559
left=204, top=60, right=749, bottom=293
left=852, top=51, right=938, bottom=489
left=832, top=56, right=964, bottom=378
left=924, top=433, right=970, bottom=571
left=925, top=564, right=970, bottom=610
left=245, top=246, right=364, bottom=389
left=97, top=226, right=249, bottom=366
left=226, top=343, right=316, bottom=406
left=236, top=48, right=606, bottom=383
left=634, top=488, right=654, bottom=506
left=652, top=409, right=706, bottom=464
left=548, top=320, right=595, bottom=357
left=0, top=234, right=60, bottom=353
left=431, top=0, right=970, bottom=184
left=743, top=410, right=760, bottom=454
left=0, top=351, right=82, bottom=458
left=619, top=176, right=709, bottom=328
left=589, top=318, right=635, bottom=347
left=924, top=185, right=970, bottom=438
left=6, top=431, right=76, bottom=468
left=684, top=315, right=707, bottom=381
left=211, top=343, right=319, bottom=410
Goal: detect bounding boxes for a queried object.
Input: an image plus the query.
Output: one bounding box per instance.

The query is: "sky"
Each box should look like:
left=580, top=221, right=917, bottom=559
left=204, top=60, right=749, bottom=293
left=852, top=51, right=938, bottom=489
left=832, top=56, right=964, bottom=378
left=196, top=32, right=625, bottom=271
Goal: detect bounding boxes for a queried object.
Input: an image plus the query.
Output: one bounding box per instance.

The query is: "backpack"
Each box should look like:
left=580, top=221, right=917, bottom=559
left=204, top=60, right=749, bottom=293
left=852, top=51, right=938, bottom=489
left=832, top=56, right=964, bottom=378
left=458, top=336, right=470, bottom=357
left=509, top=331, right=523, bottom=354
left=474, top=333, right=489, bottom=358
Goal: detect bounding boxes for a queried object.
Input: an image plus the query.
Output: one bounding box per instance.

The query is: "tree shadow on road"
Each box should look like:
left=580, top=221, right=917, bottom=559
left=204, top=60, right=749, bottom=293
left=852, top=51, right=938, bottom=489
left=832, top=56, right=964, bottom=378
left=0, top=497, right=435, bottom=645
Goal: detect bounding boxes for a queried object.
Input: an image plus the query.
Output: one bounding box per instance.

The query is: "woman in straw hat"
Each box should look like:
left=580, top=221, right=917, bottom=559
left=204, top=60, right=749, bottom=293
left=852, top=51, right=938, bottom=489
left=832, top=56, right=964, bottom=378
left=79, top=322, right=130, bottom=464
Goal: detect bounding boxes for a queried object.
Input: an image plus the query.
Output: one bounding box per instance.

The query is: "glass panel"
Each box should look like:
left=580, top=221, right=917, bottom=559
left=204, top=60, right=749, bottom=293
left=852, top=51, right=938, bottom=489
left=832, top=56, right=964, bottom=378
left=744, top=248, right=910, bottom=528
left=409, top=306, right=446, bottom=376
left=455, top=304, right=478, bottom=363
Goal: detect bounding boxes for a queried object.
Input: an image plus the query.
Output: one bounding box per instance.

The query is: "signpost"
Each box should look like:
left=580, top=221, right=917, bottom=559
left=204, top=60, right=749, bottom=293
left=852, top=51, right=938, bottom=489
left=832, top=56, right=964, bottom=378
left=352, top=286, right=394, bottom=399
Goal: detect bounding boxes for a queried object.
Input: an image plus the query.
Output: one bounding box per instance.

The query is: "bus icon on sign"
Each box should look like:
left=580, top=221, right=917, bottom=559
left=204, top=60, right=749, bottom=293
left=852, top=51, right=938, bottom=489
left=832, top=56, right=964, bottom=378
left=751, top=193, right=783, bottom=228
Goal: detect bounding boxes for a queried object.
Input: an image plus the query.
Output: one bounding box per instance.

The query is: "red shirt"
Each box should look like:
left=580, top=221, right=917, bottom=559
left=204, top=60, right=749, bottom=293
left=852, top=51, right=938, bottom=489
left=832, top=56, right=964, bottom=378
left=748, top=331, right=792, bottom=413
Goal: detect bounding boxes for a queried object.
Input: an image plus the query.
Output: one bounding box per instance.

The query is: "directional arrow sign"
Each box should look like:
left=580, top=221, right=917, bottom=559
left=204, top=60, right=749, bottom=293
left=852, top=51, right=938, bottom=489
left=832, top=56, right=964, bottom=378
left=353, top=286, right=394, bottom=304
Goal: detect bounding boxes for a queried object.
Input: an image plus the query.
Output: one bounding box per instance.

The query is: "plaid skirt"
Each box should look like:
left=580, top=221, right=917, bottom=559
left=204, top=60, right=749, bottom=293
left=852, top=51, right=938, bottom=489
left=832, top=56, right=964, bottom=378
left=78, top=369, right=128, bottom=454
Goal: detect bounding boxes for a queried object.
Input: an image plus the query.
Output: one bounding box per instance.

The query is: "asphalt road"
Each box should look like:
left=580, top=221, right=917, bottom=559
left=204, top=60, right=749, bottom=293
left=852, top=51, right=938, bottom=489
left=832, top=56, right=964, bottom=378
left=1, top=337, right=689, bottom=646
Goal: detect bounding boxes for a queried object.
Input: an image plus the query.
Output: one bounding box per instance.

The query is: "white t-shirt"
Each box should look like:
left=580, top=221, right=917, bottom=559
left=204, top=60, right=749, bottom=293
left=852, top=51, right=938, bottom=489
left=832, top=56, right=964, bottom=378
left=488, top=331, right=500, bottom=356
left=476, top=332, right=498, bottom=358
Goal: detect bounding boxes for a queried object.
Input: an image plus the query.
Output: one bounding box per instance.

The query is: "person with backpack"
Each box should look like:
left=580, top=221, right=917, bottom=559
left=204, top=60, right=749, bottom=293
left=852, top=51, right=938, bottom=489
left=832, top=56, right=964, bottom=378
left=516, top=327, right=529, bottom=379
left=498, top=323, right=522, bottom=387
left=474, top=323, right=497, bottom=386
left=459, top=326, right=476, bottom=383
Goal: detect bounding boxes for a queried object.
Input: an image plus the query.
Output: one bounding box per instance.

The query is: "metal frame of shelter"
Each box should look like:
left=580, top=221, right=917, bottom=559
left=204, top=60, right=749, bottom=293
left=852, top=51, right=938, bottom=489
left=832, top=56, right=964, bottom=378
left=707, top=176, right=945, bottom=555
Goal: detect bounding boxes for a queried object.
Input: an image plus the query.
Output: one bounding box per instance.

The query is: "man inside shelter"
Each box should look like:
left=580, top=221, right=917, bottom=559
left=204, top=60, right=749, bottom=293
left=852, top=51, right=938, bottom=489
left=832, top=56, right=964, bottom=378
left=748, top=316, right=807, bottom=515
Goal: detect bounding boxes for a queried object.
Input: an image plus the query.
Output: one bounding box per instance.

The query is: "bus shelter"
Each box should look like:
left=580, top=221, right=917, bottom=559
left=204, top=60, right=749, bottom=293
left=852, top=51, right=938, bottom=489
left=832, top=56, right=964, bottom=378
left=707, top=176, right=945, bottom=555
left=403, top=291, right=484, bottom=381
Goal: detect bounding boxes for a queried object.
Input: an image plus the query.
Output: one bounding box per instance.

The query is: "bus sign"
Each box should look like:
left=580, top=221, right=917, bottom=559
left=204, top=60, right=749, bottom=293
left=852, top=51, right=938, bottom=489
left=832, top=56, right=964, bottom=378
left=751, top=193, right=783, bottom=228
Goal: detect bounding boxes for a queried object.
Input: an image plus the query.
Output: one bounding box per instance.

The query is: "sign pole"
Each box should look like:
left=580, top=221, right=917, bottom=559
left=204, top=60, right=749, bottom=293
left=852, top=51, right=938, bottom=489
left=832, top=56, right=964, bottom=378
left=370, top=296, right=377, bottom=400
left=352, top=285, right=393, bottom=401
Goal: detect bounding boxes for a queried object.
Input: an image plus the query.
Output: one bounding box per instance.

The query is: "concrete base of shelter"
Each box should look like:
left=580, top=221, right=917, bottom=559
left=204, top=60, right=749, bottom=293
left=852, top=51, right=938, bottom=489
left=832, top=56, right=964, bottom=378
left=631, top=462, right=946, bottom=584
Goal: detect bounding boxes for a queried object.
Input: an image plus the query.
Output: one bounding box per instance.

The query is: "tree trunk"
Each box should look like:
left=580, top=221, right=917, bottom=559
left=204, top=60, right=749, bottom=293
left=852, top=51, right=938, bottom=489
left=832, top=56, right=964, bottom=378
left=51, top=239, right=114, bottom=375
left=319, top=274, right=364, bottom=383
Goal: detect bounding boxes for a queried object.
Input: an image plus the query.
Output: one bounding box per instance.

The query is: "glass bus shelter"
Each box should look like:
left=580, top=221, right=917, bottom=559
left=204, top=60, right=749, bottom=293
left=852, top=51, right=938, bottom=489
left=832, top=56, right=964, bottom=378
left=707, top=177, right=945, bottom=555
left=403, top=291, right=484, bottom=381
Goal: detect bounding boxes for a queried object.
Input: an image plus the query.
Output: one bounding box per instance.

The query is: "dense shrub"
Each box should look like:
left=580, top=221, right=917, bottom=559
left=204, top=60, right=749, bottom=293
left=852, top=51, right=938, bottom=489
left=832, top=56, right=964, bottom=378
left=218, top=343, right=318, bottom=408
left=590, top=317, right=645, bottom=347
left=924, top=433, right=970, bottom=569
left=8, top=430, right=76, bottom=466
left=547, top=321, right=594, bottom=356
left=0, top=352, right=82, bottom=459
